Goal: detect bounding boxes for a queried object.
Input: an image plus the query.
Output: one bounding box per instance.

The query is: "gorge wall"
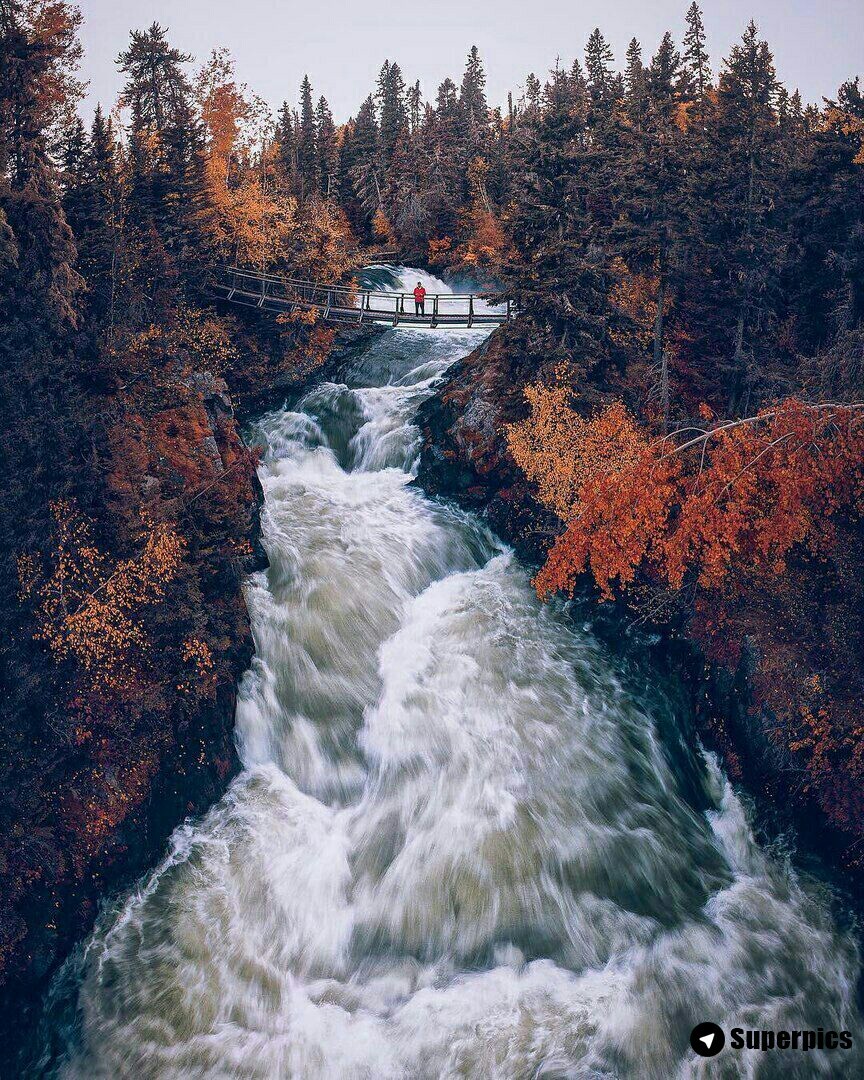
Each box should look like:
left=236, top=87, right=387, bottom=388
left=1, top=356, right=263, bottom=1065
left=416, top=326, right=864, bottom=909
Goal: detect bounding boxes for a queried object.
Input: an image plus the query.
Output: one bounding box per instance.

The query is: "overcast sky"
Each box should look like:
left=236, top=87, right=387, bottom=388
left=76, top=0, right=863, bottom=122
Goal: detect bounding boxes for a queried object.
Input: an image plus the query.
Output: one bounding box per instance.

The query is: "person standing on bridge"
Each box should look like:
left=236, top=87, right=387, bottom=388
left=413, top=282, right=426, bottom=316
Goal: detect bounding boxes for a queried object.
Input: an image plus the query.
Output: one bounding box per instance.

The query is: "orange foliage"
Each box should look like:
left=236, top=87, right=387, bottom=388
left=372, top=208, right=393, bottom=240
left=428, top=236, right=453, bottom=265
left=525, top=399, right=864, bottom=601
left=195, top=49, right=357, bottom=276
left=178, top=637, right=217, bottom=700
left=822, top=104, right=864, bottom=165
left=19, top=501, right=184, bottom=694
left=20, top=1, right=85, bottom=130
left=506, top=375, right=648, bottom=522
left=454, top=207, right=507, bottom=267
left=290, top=197, right=356, bottom=281
left=608, top=260, right=668, bottom=352
left=452, top=157, right=508, bottom=267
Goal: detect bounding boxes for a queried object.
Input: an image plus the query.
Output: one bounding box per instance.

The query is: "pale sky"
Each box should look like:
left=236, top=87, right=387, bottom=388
left=76, top=0, right=863, bottom=123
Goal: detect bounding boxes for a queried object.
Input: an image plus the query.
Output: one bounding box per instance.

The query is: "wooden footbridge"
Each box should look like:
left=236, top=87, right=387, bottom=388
left=211, top=266, right=512, bottom=328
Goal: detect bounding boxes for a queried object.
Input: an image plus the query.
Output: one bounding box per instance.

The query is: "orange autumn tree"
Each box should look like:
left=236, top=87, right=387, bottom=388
left=508, top=394, right=864, bottom=601
left=509, top=392, right=864, bottom=834
left=452, top=157, right=508, bottom=267
left=18, top=501, right=184, bottom=695
left=196, top=49, right=355, bottom=280
left=195, top=49, right=299, bottom=268
left=506, top=374, right=648, bottom=522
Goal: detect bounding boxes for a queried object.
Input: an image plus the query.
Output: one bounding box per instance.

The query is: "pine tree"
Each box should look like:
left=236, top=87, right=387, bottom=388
left=61, top=115, right=88, bottom=199
left=585, top=29, right=616, bottom=106
left=783, top=77, right=864, bottom=381
left=523, top=73, right=542, bottom=118
left=681, top=2, right=712, bottom=104
left=315, top=95, right=339, bottom=198
left=297, top=75, right=319, bottom=200
left=460, top=45, right=489, bottom=156
left=344, top=95, right=380, bottom=235
left=117, top=23, right=194, bottom=128
left=0, top=2, right=89, bottom=836
left=87, top=108, right=122, bottom=326
left=685, top=21, right=782, bottom=410
left=615, top=32, right=686, bottom=429
left=624, top=38, right=646, bottom=128
left=407, top=80, right=422, bottom=134
left=61, top=107, right=122, bottom=327
left=118, top=23, right=211, bottom=300
left=504, top=62, right=623, bottom=376
left=377, top=60, right=408, bottom=164
left=426, top=78, right=465, bottom=234
left=275, top=101, right=298, bottom=197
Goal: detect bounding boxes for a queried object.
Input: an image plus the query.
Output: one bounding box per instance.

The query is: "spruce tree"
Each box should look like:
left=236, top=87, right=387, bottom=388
left=316, top=96, right=339, bottom=198
left=685, top=21, right=782, bottom=410
left=297, top=75, right=319, bottom=200
left=585, top=28, right=616, bottom=106
left=504, top=63, right=623, bottom=377
left=407, top=80, right=422, bottom=134
left=624, top=38, right=646, bottom=128
left=377, top=60, right=408, bottom=164
left=459, top=45, right=489, bottom=156
left=344, top=95, right=380, bottom=236
left=616, top=32, right=686, bottom=428
left=275, top=102, right=299, bottom=198
left=117, top=23, right=211, bottom=300
left=681, top=2, right=712, bottom=104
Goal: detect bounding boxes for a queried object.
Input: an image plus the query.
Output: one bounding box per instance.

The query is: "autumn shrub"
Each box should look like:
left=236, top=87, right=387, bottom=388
left=18, top=501, right=184, bottom=697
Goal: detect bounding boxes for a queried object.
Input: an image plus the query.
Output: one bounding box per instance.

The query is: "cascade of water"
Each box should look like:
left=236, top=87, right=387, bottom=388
left=42, top=269, right=861, bottom=1079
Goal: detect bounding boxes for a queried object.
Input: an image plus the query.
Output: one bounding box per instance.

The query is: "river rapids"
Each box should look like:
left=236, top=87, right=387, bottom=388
left=39, top=268, right=861, bottom=1078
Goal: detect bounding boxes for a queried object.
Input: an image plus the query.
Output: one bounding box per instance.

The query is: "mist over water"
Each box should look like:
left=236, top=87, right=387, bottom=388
left=43, top=269, right=861, bottom=1078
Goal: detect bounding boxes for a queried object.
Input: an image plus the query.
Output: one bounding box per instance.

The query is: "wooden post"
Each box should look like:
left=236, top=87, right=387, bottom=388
left=432, top=295, right=439, bottom=327
left=468, top=295, right=474, bottom=328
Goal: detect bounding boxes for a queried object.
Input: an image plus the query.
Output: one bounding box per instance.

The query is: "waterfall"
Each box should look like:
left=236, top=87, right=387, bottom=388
left=43, top=268, right=861, bottom=1079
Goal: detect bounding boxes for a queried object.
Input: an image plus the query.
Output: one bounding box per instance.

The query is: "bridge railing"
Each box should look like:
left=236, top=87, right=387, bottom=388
left=213, top=266, right=511, bottom=326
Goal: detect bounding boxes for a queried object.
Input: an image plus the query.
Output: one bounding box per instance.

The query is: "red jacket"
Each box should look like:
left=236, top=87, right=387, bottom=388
left=413, top=285, right=426, bottom=302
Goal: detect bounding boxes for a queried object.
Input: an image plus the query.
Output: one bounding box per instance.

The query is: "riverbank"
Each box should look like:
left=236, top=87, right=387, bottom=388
left=0, top=362, right=259, bottom=1067
left=416, top=324, right=864, bottom=913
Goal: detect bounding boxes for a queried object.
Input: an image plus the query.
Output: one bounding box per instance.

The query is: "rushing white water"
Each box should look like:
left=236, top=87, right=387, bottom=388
left=46, top=268, right=861, bottom=1078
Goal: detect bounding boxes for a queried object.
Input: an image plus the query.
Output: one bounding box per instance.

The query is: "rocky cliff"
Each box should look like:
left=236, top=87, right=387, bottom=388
left=417, top=326, right=864, bottom=909
left=0, top=358, right=265, bottom=1065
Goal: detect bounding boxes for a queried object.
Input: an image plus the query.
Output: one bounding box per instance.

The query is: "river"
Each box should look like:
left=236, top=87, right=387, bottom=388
left=38, top=268, right=861, bottom=1078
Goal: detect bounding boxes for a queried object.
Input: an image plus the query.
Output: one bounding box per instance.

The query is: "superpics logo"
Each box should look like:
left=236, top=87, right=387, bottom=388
left=690, top=1022, right=853, bottom=1058
left=729, top=1028, right=853, bottom=1053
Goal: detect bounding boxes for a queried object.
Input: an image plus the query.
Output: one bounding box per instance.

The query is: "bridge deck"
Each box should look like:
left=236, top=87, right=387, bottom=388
left=211, top=267, right=511, bottom=329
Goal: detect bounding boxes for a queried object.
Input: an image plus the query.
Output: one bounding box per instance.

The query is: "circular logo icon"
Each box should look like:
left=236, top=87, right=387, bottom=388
left=690, top=1022, right=725, bottom=1058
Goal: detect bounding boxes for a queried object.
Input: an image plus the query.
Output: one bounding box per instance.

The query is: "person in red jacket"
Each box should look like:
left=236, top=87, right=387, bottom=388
left=413, top=282, right=426, bottom=316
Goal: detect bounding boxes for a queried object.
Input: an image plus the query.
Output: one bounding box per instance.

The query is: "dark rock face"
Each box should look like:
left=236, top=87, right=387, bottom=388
left=0, top=365, right=265, bottom=1073
left=417, top=324, right=864, bottom=916
left=416, top=326, right=557, bottom=561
